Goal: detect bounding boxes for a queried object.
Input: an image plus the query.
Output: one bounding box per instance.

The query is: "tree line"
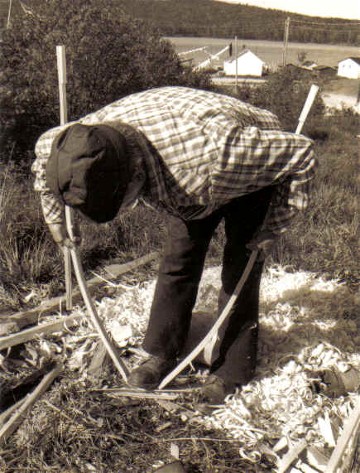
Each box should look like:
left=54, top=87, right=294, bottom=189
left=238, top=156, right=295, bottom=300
left=119, top=0, right=360, bottom=46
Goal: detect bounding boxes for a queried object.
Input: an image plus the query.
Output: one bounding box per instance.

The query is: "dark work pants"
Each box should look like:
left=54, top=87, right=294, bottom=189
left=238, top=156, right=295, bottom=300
left=143, top=187, right=273, bottom=387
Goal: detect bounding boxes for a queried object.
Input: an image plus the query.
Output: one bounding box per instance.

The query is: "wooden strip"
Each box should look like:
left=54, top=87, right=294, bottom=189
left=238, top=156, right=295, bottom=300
left=326, top=396, right=360, bottom=473
left=69, top=246, right=129, bottom=382
left=158, top=250, right=258, bottom=389
left=0, top=313, right=83, bottom=350
left=0, top=398, right=25, bottom=427
left=277, top=440, right=307, bottom=473
left=0, top=252, right=158, bottom=334
left=0, top=364, right=62, bottom=445
left=295, top=84, right=320, bottom=134
left=56, top=45, right=73, bottom=312
left=88, top=341, right=108, bottom=377
left=101, top=388, right=180, bottom=401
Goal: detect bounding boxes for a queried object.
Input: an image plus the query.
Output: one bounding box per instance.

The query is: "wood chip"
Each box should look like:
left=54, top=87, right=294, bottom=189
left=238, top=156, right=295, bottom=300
left=317, top=412, right=336, bottom=447
left=306, top=446, right=329, bottom=472
left=277, top=440, right=307, bottom=473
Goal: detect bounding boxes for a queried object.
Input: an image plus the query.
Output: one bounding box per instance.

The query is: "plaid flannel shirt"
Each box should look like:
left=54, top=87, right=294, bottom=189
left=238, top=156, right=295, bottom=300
left=32, top=86, right=316, bottom=234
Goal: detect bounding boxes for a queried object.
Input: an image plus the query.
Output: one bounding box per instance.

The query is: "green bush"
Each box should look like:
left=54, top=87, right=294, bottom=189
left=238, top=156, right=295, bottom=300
left=0, top=0, right=211, bottom=165
left=233, top=66, right=325, bottom=131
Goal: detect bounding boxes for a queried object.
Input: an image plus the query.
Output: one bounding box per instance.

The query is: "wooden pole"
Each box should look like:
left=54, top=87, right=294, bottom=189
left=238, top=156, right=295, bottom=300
left=56, top=46, right=68, bottom=125
left=235, top=35, right=238, bottom=93
left=282, top=17, right=290, bottom=67
left=0, top=314, right=84, bottom=351
left=56, top=45, right=73, bottom=311
left=6, top=0, right=12, bottom=28
left=296, top=84, right=319, bottom=134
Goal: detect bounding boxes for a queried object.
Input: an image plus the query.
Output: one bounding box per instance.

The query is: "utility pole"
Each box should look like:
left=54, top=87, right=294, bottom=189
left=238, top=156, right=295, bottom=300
left=282, top=17, right=290, bottom=67
left=7, top=0, right=13, bottom=28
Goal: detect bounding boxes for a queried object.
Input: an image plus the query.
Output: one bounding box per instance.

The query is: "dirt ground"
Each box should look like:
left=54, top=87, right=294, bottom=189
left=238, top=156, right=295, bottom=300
left=1, top=264, right=359, bottom=472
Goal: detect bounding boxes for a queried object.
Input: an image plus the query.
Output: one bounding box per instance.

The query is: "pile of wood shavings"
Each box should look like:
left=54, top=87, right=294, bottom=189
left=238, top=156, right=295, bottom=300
left=81, top=265, right=360, bottom=467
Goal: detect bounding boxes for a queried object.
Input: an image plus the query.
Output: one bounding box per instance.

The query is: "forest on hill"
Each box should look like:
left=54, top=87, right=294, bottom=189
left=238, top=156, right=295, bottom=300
left=0, top=0, right=359, bottom=45
left=118, top=0, right=360, bottom=45
left=119, top=0, right=360, bottom=45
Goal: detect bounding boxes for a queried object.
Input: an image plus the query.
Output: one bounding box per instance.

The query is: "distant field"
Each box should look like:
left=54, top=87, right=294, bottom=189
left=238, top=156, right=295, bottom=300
left=167, top=36, right=360, bottom=110
left=166, top=36, right=360, bottom=69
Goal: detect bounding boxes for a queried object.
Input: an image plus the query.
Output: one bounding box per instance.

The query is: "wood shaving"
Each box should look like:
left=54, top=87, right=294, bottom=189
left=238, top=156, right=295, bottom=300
left=80, top=264, right=359, bottom=467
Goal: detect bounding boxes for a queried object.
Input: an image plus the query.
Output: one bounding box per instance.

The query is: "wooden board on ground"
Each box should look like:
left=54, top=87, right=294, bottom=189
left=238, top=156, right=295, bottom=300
left=0, top=252, right=158, bottom=336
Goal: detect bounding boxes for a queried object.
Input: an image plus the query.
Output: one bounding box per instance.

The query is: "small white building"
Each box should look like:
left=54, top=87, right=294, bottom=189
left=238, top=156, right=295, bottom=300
left=337, top=57, right=360, bottom=79
left=223, top=49, right=265, bottom=77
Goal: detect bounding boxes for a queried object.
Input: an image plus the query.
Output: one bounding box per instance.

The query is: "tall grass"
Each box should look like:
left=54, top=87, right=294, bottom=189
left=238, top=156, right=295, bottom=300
left=0, top=109, right=358, bottom=310
left=272, top=111, right=360, bottom=284
left=0, top=167, right=167, bottom=309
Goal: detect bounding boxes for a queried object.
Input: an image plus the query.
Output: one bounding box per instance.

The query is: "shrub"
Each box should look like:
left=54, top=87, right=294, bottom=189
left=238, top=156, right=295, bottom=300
left=234, top=66, right=325, bottom=131
left=0, top=0, right=211, bottom=166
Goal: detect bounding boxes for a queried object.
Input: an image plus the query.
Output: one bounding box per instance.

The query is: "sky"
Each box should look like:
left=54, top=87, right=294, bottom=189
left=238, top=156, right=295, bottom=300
left=215, top=0, right=360, bottom=20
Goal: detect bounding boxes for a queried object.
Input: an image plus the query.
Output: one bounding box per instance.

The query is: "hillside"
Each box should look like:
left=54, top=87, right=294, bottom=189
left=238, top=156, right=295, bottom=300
left=119, top=0, right=360, bottom=45
left=1, top=0, right=359, bottom=45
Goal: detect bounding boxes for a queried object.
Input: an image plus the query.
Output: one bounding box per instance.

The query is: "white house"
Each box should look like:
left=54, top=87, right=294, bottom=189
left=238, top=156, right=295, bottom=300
left=223, top=49, right=265, bottom=77
left=337, top=57, right=360, bottom=79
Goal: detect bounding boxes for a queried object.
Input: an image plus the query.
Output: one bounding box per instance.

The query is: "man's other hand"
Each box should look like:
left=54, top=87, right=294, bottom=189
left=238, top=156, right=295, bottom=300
left=246, top=230, right=277, bottom=259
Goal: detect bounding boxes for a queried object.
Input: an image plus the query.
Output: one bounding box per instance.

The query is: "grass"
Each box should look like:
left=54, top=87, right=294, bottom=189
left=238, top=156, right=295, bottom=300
left=274, top=110, right=360, bottom=284
left=0, top=108, right=358, bottom=311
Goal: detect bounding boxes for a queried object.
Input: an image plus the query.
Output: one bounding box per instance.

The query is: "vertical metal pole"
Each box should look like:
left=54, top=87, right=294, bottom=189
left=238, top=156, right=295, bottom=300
left=56, top=45, right=73, bottom=311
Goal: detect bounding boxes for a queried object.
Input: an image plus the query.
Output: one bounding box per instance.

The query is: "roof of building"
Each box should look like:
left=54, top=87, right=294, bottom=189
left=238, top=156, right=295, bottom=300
left=339, top=57, right=360, bottom=66
left=225, top=48, right=264, bottom=64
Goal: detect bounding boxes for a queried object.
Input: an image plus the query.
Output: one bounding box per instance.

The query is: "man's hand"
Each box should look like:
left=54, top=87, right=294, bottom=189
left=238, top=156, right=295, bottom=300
left=48, top=222, right=81, bottom=249
left=246, top=230, right=278, bottom=259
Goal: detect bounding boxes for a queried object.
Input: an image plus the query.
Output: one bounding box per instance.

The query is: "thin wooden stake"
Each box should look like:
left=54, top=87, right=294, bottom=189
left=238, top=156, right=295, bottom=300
left=56, top=45, right=72, bottom=311
left=326, top=396, right=360, bottom=473
left=277, top=439, right=307, bottom=473
left=296, top=84, right=320, bottom=134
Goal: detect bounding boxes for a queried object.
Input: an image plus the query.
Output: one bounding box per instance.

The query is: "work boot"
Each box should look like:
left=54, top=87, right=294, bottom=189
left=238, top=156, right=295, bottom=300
left=128, top=355, right=176, bottom=389
left=200, top=374, right=235, bottom=404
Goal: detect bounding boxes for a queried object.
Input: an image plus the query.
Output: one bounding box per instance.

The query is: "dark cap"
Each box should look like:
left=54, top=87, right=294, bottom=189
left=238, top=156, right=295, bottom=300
left=46, top=123, right=129, bottom=223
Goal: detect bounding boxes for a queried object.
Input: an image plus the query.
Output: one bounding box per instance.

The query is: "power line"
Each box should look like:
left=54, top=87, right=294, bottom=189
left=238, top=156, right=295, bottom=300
left=291, top=25, right=360, bottom=32
left=291, top=18, right=360, bottom=27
